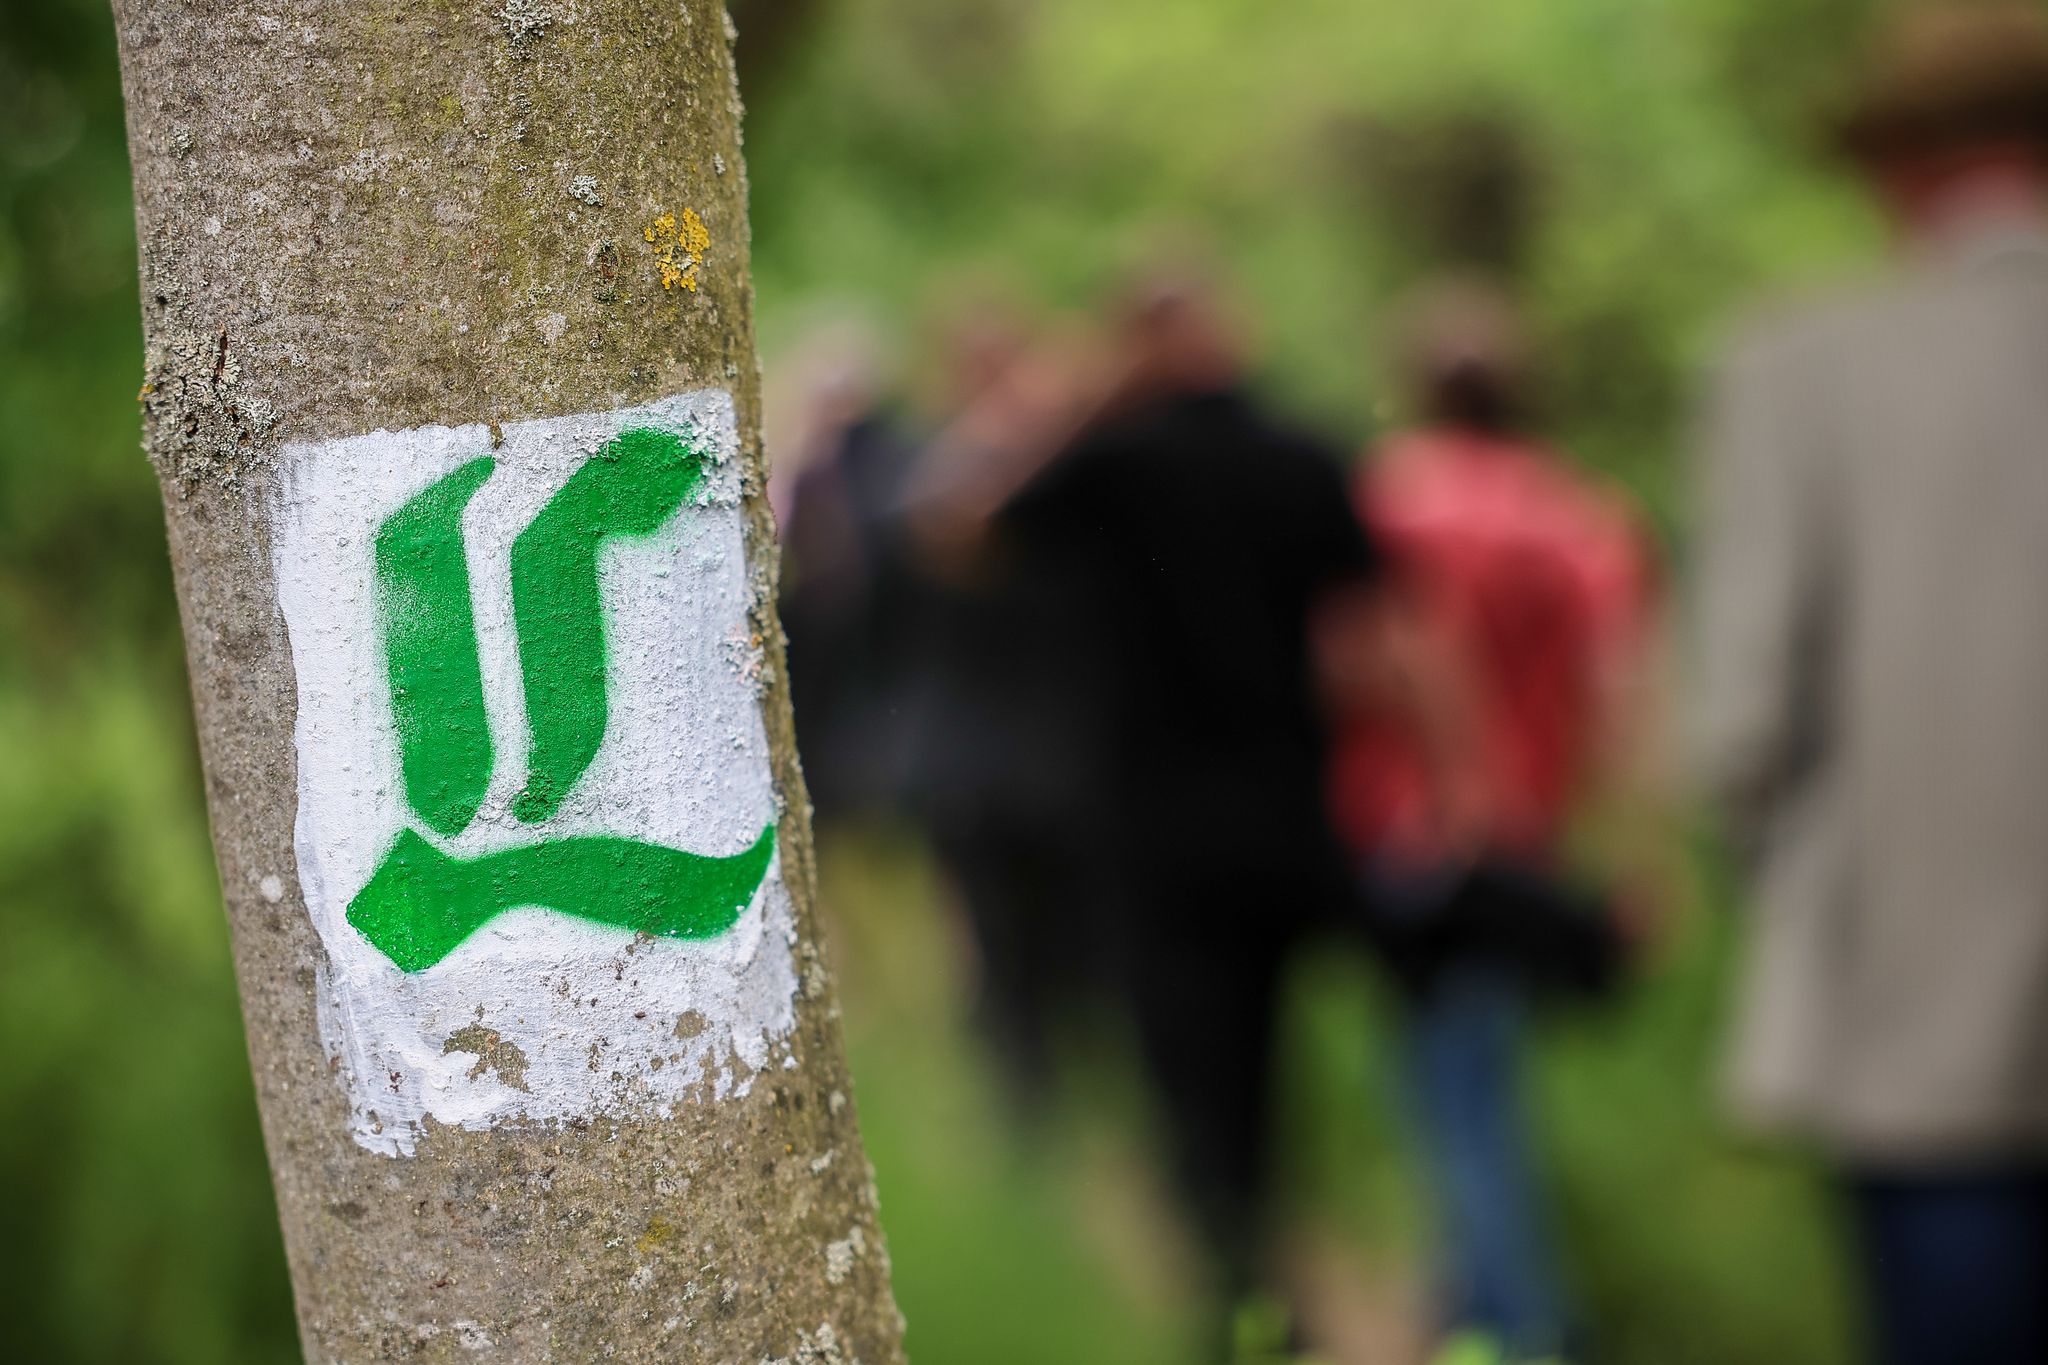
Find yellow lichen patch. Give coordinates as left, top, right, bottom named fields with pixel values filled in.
left=635, top=1213, right=676, bottom=1256
left=642, top=207, right=711, bottom=292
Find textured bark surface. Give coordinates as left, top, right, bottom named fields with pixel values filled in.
left=109, top=2, right=903, bottom=1359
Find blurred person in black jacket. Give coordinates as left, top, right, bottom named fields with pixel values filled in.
left=774, top=321, right=923, bottom=822
left=894, top=302, right=1114, bottom=1109
left=994, top=274, right=1382, bottom=1325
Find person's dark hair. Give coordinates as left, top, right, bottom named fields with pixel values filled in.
left=1834, top=3, right=2048, bottom=162
left=1398, top=277, right=1531, bottom=434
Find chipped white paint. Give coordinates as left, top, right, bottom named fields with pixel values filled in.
left=761, top=1323, right=854, bottom=1365
left=823, top=1225, right=866, bottom=1285
left=273, top=391, right=798, bottom=1156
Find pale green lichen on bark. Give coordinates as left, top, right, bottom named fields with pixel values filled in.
left=109, top=1, right=902, bottom=1359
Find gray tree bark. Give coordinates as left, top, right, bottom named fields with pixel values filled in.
left=109, top=2, right=903, bottom=1360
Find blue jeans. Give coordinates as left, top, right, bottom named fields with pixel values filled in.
left=1850, top=1170, right=2048, bottom=1365
left=1407, top=967, right=1571, bottom=1359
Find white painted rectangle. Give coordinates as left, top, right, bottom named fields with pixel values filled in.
left=271, top=391, right=798, bottom=1156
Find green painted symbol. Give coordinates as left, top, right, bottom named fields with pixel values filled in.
left=511, top=426, right=711, bottom=823
left=347, top=824, right=776, bottom=974
left=351, top=425, right=774, bottom=972
left=376, top=456, right=497, bottom=838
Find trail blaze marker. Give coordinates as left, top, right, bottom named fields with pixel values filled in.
left=273, top=392, right=799, bottom=1155
left=351, top=425, right=775, bottom=970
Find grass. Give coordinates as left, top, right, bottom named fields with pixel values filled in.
left=818, top=823, right=1858, bottom=1365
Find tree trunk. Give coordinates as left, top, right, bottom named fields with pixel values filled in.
left=108, top=2, right=903, bottom=1360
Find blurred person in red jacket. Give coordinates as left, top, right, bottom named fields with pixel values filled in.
left=1694, top=8, right=2048, bottom=1363
left=1323, top=279, right=1661, bottom=1365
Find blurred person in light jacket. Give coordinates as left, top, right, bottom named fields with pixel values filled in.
left=1693, top=7, right=2048, bottom=1363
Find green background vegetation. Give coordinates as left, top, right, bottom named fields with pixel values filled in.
left=1, top=0, right=1889, bottom=1359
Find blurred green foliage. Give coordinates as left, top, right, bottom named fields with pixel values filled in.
left=2, top=0, right=1889, bottom=1359
left=744, top=0, right=1888, bottom=526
